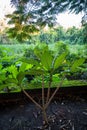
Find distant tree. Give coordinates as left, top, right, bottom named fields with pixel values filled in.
left=66, top=27, right=79, bottom=44
left=82, top=24, right=87, bottom=43
left=6, top=0, right=58, bottom=42
left=81, top=14, right=87, bottom=43
left=6, top=0, right=87, bottom=42
left=54, top=26, right=66, bottom=41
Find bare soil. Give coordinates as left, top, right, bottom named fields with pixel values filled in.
left=0, top=94, right=87, bottom=130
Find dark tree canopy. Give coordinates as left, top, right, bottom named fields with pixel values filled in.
left=11, top=0, right=87, bottom=14
left=6, top=0, right=87, bottom=42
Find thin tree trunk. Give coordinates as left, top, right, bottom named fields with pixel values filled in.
left=42, top=74, right=45, bottom=106
left=42, top=74, right=49, bottom=125
left=42, top=107, right=49, bottom=125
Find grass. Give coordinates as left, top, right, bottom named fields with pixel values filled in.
left=0, top=44, right=86, bottom=55
left=27, top=79, right=87, bottom=90
left=62, top=80, right=87, bottom=87
left=0, top=44, right=30, bottom=55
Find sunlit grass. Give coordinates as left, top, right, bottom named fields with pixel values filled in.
left=0, top=44, right=86, bottom=57
left=0, top=44, right=30, bottom=54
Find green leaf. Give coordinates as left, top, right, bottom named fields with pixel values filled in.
left=0, top=74, right=6, bottom=83
left=34, top=48, right=42, bottom=59
left=7, top=65, right=18, bottom=79
left=34, top=45, right=53, bottom=71
left=5, top=78, right=18, bottom=84
left=19, top=62, right=33, bottom=72
left=54, top=52, right=67, bottom=70
left=40, top=50, right=53, bottom=71
left=17, top=72, right=25, bottom=85
left=34, top=45, right=48, bottom=59
left=0, top=64, right=2, bottom=70
left=71, top=58, right=85, bottom=72
left=21, top=58, right=39, bottom=66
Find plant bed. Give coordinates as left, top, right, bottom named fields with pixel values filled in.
left=0, top=88, right=87, bottom=130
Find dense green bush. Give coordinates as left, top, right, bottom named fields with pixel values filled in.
left=0, top=42, right=87, bottom=92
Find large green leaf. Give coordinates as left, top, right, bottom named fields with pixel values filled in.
left=34, top=48, right=42, bottom=60
left=34, top=45, right=48, bottom=59
left=71, top=58, right=85, bottom=72
left=21, top=58, right=39, bottom=66
left=40, top=50, right=53, bottom=71
left=34, top=45, right=53, bottom=71
left=54, top=52, right=67, bottom=70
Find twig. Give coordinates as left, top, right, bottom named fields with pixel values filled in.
left=22, top=89, right=42, bottom=110
left=42, top=74, right=45, bottom=107
left=46, top=74, right=52, bottom=103
left=45, top=77, right=65, bottom=110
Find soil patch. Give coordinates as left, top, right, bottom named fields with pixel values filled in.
left=0, top=95, right=87, bottom=130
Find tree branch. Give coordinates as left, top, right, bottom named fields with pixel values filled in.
left=42, top=74, right=45, bottom=106
left=46, top=73, right=52, bottom=103
left=22, top=89, right=42, bottom=110
left=45, top=77, right=65, bottom=110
